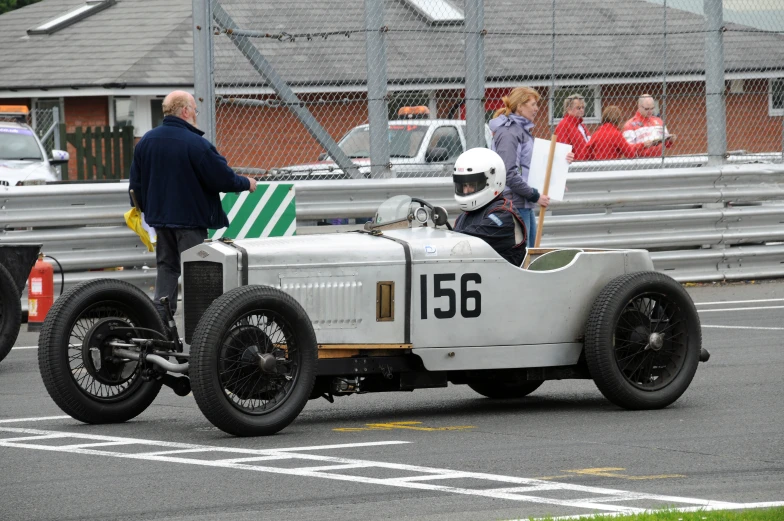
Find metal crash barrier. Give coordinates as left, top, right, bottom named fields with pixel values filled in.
left=1, top=164, right=783, bottom=310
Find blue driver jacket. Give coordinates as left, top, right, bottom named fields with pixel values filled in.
left=454, top=196, right=527, bottom=266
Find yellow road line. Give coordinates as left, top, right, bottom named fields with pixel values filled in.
left=334, top=421, right=475, bottom=432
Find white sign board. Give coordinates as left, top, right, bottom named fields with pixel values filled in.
left=527, top=138, right=572, bottom=201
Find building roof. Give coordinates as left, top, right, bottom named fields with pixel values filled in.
left=0, top=0, right=193, bottom=91
left=0, top=0, right=782, bottom=95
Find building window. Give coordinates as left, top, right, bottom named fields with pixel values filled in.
left=27, top=0, right=116, bottom=35
left=151, top=98, right=164, bottom=128
left=112, top=97, right=134, bottom=127
left=770, top=79, right=784, bottom=116
left=402, top=0, right=463, bottom=24
left=550, top=85, right=601, bottom=125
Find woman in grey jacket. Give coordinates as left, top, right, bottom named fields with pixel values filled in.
left=489, top=87, right=573, bottom=247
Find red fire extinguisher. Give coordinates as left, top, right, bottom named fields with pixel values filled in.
left=28, top=253, right=54, bottom=332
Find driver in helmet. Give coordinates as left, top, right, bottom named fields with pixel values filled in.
left=453, top=148, right=527, bottom=266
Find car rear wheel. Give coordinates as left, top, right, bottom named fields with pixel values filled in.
left=584, top=272, right=701, bottom=410
left=190, top=285, right=317, bottom=436
left=37, top=279, right=164, bottom=423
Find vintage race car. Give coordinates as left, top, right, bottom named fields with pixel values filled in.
left=38, top=195, right=708, bottom=436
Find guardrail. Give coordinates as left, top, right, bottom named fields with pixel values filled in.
left=1, top=163, right=783, bottom=309
left=236, top=152, right=784, bottom=180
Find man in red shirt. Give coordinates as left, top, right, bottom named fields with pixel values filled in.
left=587, top=105, right=661, bottom=160
left=622, top=94, right=677, bottom=157
left=554, top=94, right=591, bottom=160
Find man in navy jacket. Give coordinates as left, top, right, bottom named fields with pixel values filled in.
left=129, top=90, right=256, bottom=321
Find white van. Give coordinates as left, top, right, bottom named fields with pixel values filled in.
left=0, top=106, right=69, bottom=186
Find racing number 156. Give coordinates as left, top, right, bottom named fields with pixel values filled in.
left=420, top=273, right=481, bottom=319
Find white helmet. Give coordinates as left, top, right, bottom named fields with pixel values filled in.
left=453, top=147, right=506, bottom=211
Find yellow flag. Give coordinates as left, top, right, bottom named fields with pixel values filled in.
left=124, top=207, right=155, bottom=252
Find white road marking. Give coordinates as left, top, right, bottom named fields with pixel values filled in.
left=0, top=427, right=748, bottom=515
left=57, top=440, right=142, bottom=450
left=0, top=416, right=71, bottom=423
left=697, top=305, right=784, bottom=313
left=11, top=345, right=37, bottom=350
left=703, top=325, right=784, bottom=331
left=2, top=433, right=71, bottom=443
left=695, top=298, right=784, bottom=306
left=218, top=455, right=296, bottom=464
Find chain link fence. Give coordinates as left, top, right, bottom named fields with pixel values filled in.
left=29, top=107, right=59, bottom=156
left=196, top=0, right=784, bottom=179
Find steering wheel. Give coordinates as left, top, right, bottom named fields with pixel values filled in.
left=411, top=197, right=452, bottom=230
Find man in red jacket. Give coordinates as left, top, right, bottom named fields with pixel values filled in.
left=554, top=94, right=591, bottom=160
left=622, top=94, right=677, bottom=157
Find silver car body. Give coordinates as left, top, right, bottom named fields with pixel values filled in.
left=0, top=121, right=68, bottom=185
left=182, top=227, right=654, bottom=372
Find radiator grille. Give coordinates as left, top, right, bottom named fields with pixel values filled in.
left=183, top=261, right=223, bottom=343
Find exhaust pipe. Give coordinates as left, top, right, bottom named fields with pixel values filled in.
left=113, top=347, right=189, bottom=374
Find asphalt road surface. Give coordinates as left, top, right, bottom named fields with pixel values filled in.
left=1, top=280, right=783, bottom=521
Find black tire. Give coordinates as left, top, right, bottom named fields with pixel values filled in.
left=468, top=380, right=544, bottom=399
left=584, top=272, right=701, bottom=410
left=0, top=263, right=22, bottom=364
left=190, top=285, right=318, bottom=436
left=38, top=279, right=164, bottom=423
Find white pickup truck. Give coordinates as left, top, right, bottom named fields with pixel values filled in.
left=280, top=119, right=493, bottom=179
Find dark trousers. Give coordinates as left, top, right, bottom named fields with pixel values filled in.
left=154, top=227, right=207, bottom=320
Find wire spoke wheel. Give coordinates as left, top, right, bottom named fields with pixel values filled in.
left=67, top=303, right=145, bottom=401
left=613, top=294, right=687, bottom=391
left=191, top=285, right=317, bottom=437
left=38, top=280, right=164, bottom=424
left=218, top=310, right=301, bottom=415
left=585, top=272, right=701, bottom=410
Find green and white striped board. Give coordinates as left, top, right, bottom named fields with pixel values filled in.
left=209, top=183, right=296, bottom=240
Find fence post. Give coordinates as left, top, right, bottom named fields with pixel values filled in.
left=113, top=126, right=122, bottom=177
left=704, top=0, right=727, bottom=166
left=74, top=127, right=84, bottom=180
left=94, top=127, right=104, bottom=179
left=193, top=0, right=216, bottom=144
left=464, top=0, right=486, bottom=149
left=103, top=126, right=113, bottom=179
left=123, top=126, right=134, bottom=177
left=58, top=122, right=68, bottom=179
left=52, top=107, right=61, bottom=151
left=364, top=0, right=391, bottom=178
left=85, top=127, right=95, bottom=180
